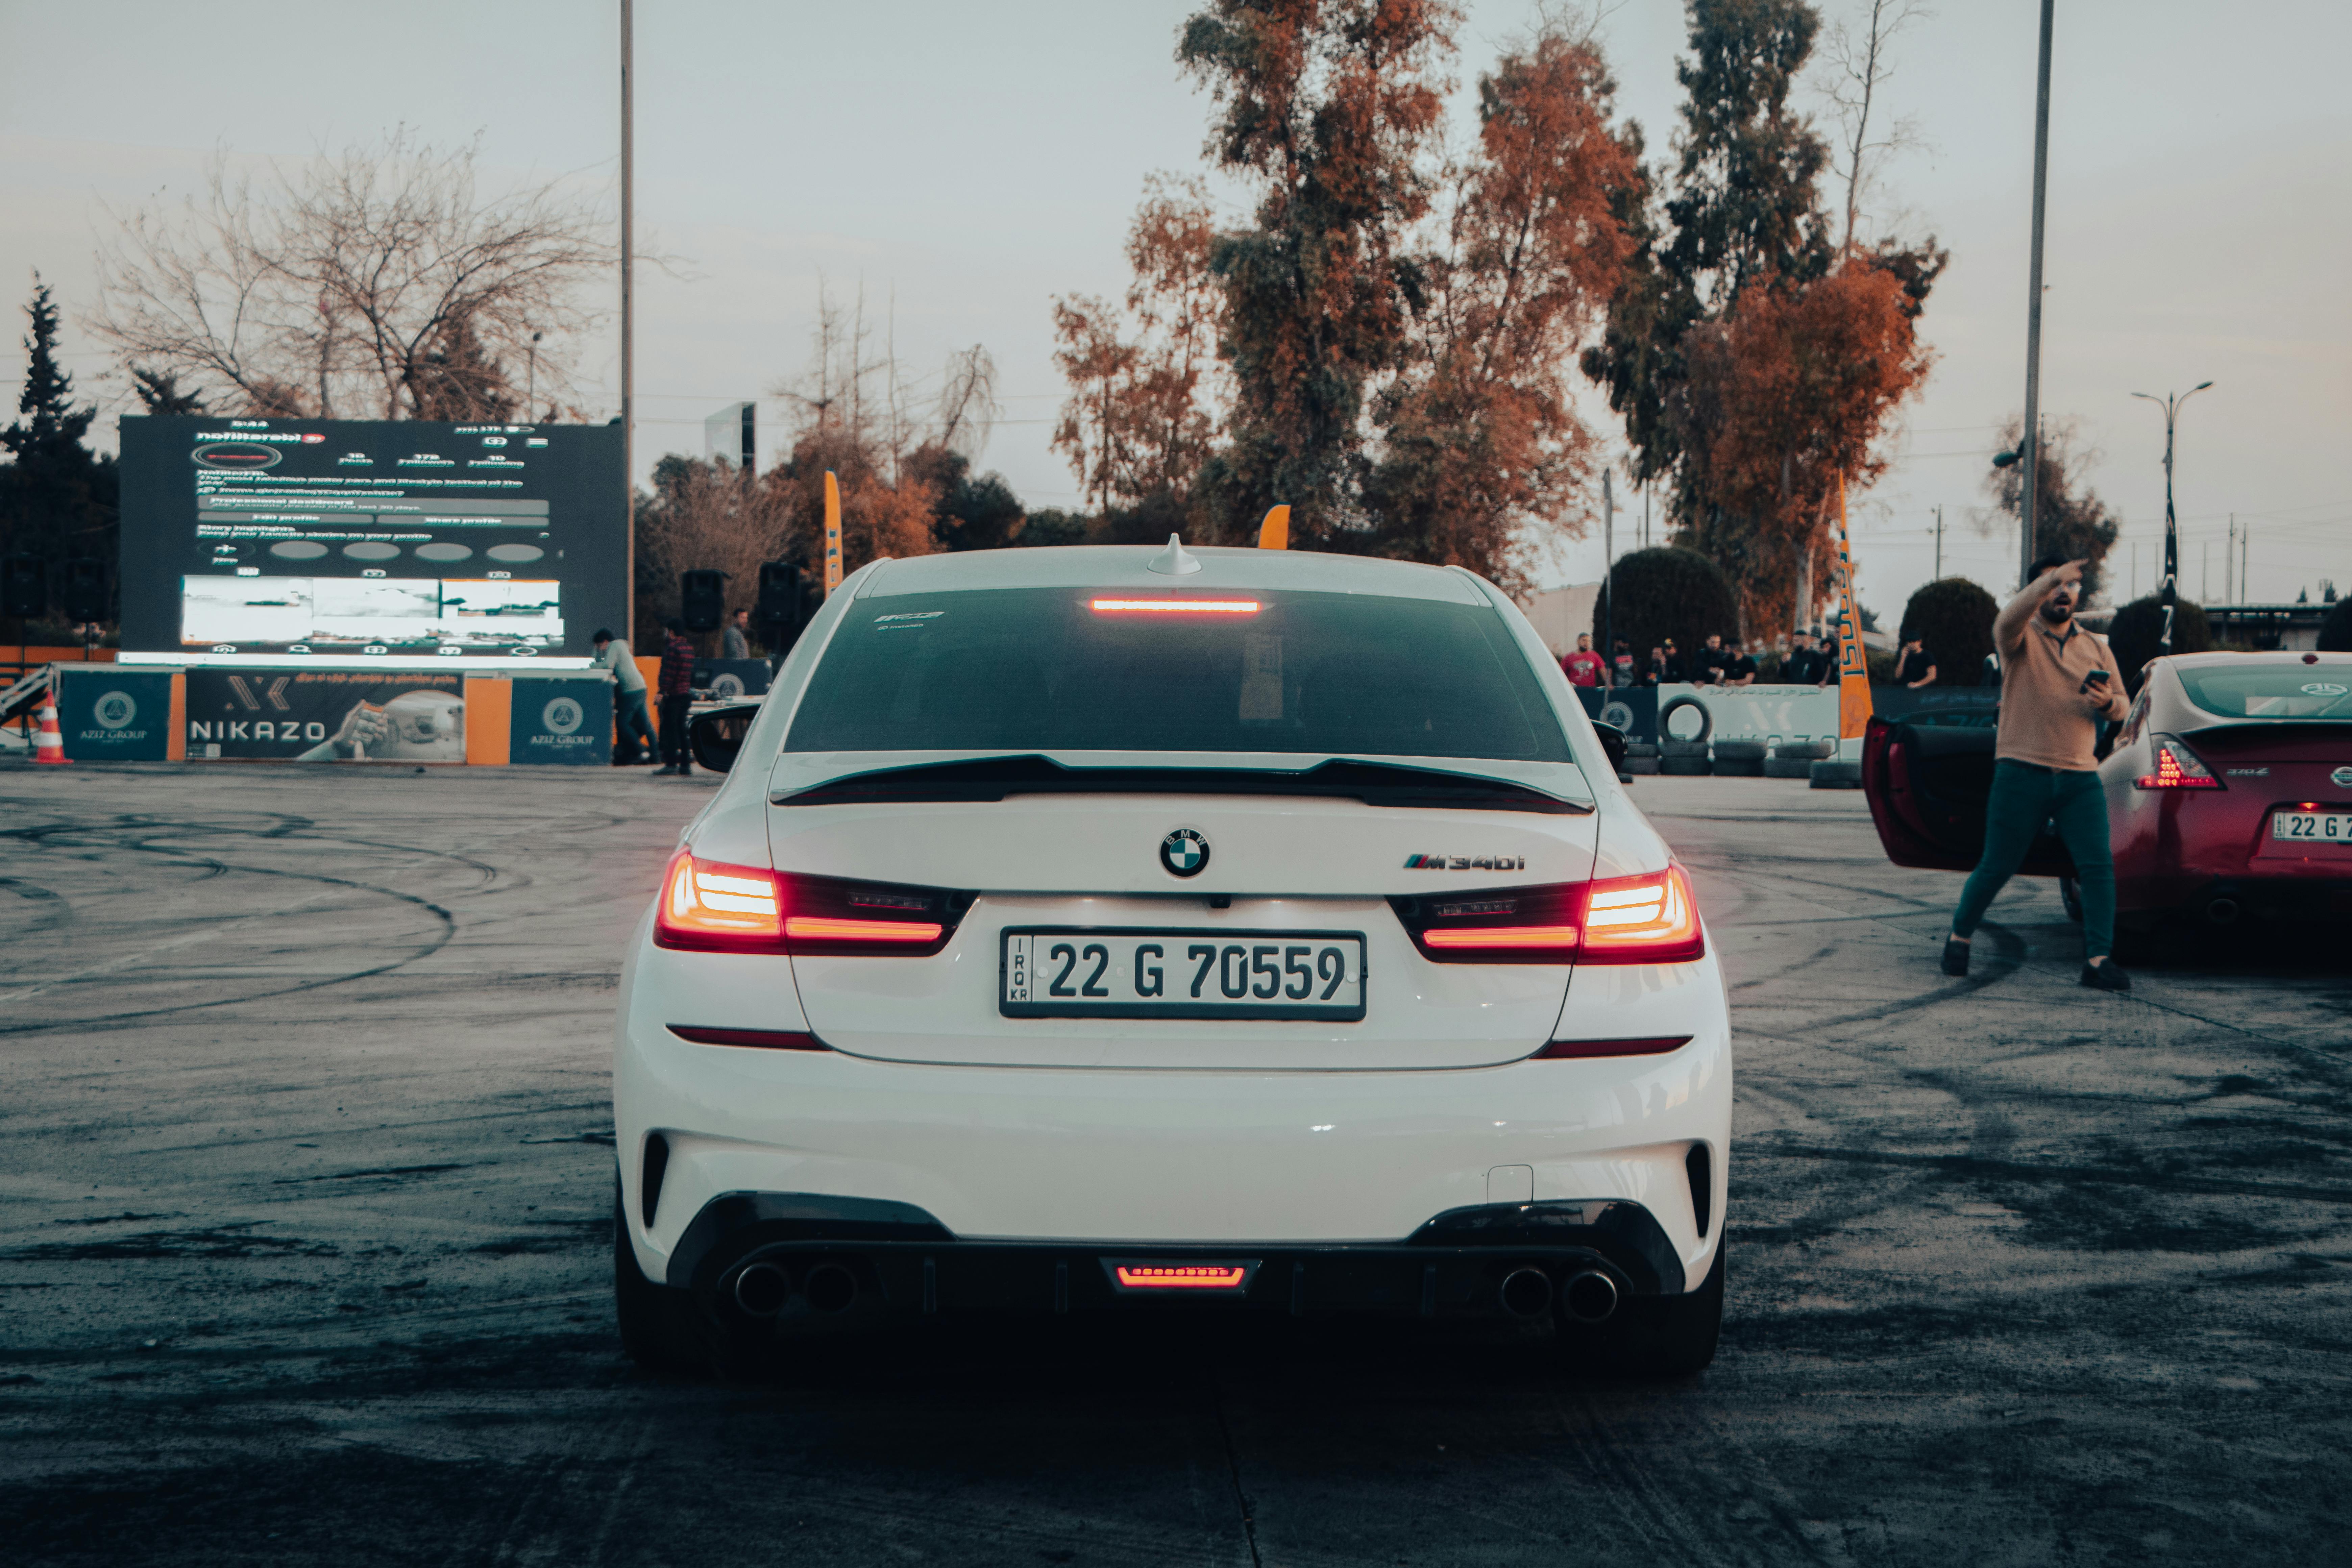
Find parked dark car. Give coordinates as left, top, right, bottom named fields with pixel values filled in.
left=1861, top=651, right=2352, bottom=940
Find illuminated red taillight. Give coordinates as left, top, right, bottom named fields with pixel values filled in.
left=1390, top=865, right=1704, bottom=965
left=1579, top=865, right=1704, bottom=963
left=653, top=854, right=965, bottom=955
left=655, top=853, right=781, bottom=949
left=783, top=916, right=942, bottom=944
left=1423, top=924, right=1581, bottom=950
left=1112, top=1265, right=1250, bottom=1290
left=1089, top=597, right=1261, bottom=614
left=2134, top=736, right=2222, bottom=790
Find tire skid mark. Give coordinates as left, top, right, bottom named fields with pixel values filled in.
left=1757, top=1142, right=2352, bottom=1206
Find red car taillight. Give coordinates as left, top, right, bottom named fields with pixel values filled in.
left=2134, top=735, right=2223, bottom=790
left=1390, top=865, right=1704, bottom=965
left=654, top=852, right=966, bottom=955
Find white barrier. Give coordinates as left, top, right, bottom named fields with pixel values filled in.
left=1655, top=683, right=1840, bottom=746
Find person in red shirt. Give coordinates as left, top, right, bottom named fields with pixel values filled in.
left=655, top=618, right=699, bottom=776
left=1561, top=633, right=1605, bottom=688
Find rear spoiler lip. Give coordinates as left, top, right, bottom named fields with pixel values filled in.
left=769, top=752, right=1594, bottom=815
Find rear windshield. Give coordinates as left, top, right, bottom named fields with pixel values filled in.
left=2177, top=665, right=2352, bottom=719
left=784, top=586, right=1568, bottom=761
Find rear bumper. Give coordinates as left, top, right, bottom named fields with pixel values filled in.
left=663, top=1191, right=1691, bottom=1316
left=2122, top=872, right=2352, bottom=925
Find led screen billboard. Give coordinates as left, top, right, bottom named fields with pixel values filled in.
left=118, top=416, right=623, bottom=665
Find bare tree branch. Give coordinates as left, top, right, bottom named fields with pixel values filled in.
left=1816, top=0, right=1933, bottom=256
left=89, top=127, right=614, bottom=420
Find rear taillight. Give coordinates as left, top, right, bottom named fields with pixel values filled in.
left=653, top=852, right=967, bottom=955
left=656, top=853, right=781, bottom=949
left=1579, top=865, right=1704, bottom=962
left=2135, top=735, right=2222, bottom=790
left=1390, top=865, right=1704, bottom=965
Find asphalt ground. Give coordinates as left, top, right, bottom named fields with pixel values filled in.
left=1, top=760, right=2346, bottom=1566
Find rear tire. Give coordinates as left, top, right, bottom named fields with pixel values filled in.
left=1557, top=1242, right=1724, bottom=1380
left=614, top=1181, right=707, bottom=1375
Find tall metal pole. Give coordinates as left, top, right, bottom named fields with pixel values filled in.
left=2132, top=382, right=2210, bottom=652
left=1601, top=468, right=1615, bottom=684
left=1933, top=505, right=1943, bottom=580
left=620, top=0, right=635, bottom=643
left=2018, top=0, right=2054, bottom=589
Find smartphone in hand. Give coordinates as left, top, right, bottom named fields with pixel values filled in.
left=2080, top=669, right=2112, bottom=696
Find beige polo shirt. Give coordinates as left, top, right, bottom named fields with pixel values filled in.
left=1994, top=615, right=2128, bottom=771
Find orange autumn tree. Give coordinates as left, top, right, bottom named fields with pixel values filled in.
left=1053, top=6, right=1639, bottom=586
left=1674, top=257, right=1932, bottom=633
left=1050, top=177, right=1222, bottom=534
left=1365, top=28, right=1640, bottom=589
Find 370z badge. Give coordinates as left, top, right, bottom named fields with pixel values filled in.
left=1160, top=828, right=1210, bottom=878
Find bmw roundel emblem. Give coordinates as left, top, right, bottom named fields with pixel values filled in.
left=1160, top=828, right=1210, bottom=878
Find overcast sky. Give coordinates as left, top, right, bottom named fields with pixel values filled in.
left=4, top=0, right=2347, bottom=613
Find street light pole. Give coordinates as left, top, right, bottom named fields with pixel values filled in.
left=2018, top=0, right=2055, bottom=589
left=2130, top=381, right=2213, bottom=654
left=620, top=0, right=635, bottom=643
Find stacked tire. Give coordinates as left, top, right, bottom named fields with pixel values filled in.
left=1623, top=741, right=1660, bottom=776
left=1810, top=756, right=1863, bottom=789
left=1766, top=739, right=1833, bottom=778
left=1658, top=697, right=1712, bottom=776
left=1712, top=739, right=1765, bottom=777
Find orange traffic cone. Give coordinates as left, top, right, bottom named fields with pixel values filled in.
left=33, top=693, right=70, bottom=765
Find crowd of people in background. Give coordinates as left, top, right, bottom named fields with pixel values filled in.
left=1558, top=627, right=1853, bottom=689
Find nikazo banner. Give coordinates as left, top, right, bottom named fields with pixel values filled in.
left=509, top=678, right=612, bottom=765
left=186, top=669, right=466, bottom=761
left=55, top=668, right=173, bottom=762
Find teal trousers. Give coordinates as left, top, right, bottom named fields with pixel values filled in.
left=1951, top=760, right=2115, bottom=959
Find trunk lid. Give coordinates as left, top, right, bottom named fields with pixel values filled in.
left=767, top=781, right=1598, bottom=1071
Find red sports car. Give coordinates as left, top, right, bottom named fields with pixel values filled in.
left=1861, top=650, right=2352, bottom=942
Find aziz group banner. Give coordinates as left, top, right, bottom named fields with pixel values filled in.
left=55, top=667, right=174, bottom=762
left=185, top=669, right=466, bottom=761
left=693, top=658, right=770, bottom=699
left=508, top=677, right=612, bottom=765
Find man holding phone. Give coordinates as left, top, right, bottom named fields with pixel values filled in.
left=1943, top=553, right=2132, bottom=987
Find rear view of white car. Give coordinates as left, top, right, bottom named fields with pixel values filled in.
left=612, top=541, right=1731, bottom=1377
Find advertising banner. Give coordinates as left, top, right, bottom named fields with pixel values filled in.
left=694, top=659, right=770, bottom=699
left=117, top=415, right=624, bottom=665
left=1573, top=684, right=1658, bottom=743
left=508, top=678, right=612, bottom=765
left=55, top=668, right=174, bottom=762
left=1830, top=474, right=1874, bottom=739
left=185, top=669, right=465, bottom=761
left=1659, top=683, right=1841, bottom=743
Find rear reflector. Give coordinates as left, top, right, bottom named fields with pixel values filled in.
left=666, top=1026, right=827, bottom=1050
left=1107, top=1262, right=1255, bottom=1292
left=1531, top=1035, right=1694, bottom=1060
left=1090, top=598, right=1260, bottom=614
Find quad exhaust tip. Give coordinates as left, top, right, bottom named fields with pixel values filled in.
left=1499, top=1268, right=1553, bottom=1319
left=1562, top=1269, right=1619, bottom=1325
left=804, top=1261, right=859, bottom=1314
left=733, top=1261, right=789, bottom=1317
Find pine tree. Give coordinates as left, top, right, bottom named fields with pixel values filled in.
left=0, top=274, right=119, bottom=619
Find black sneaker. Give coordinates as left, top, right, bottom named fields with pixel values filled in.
left=1940, top=937, right=1970, bottom=977
left=2080, top=960, right=2131, bottom=992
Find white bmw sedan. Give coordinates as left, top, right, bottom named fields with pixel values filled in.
left=613, top=541, right=1730, bottom=1377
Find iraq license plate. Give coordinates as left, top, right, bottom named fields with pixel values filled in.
left=2271, top=810, right=2352, bottom=845
left=1000, top=929, right=1367, bottom=1021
